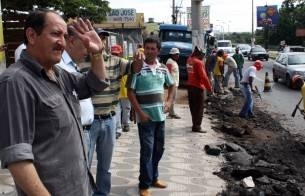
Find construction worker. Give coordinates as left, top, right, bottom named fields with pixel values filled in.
left=239, top=60, right=263, bottom=118
left=292, top=75, right=305, bottom=114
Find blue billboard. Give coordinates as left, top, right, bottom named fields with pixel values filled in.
left=257, top=5, right=279, bottom=27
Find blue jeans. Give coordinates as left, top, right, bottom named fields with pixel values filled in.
left=223, top=67, right=239, bottom=88
left=88, top=117, right=116, bottom=196
left=239, top=84, right=254, bottom=117
left=237, top=67, right=243, bottom=80
left=137, top=121, right=165, bottom=189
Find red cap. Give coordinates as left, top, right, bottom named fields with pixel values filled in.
left=111, top=44, right=122, bottom=54
left=253, top=60, right=263, bottom=71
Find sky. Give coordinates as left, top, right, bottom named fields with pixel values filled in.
left=108, top=0, right=284, bottom=32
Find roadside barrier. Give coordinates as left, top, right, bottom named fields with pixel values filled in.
left=263, top=72, right=272, bottom=92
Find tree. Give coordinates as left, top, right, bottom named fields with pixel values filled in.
left=1, top=0, right=111, bottom=23
left=274, top=0, right=305, bottom=45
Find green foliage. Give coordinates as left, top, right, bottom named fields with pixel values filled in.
left=223, top=32, right=252, bottom=45
left=271, top=0, right=305, bottom=46
left=1, top=0, right=111, bottom=23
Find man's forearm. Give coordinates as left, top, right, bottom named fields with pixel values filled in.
left=8, top=161, right=50, bottom=196
left=167, top=85, right=175, bottom=104
left=90, top=53, right=107, bottom=80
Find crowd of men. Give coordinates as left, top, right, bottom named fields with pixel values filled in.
left=3, top=8, right=304, bottom=196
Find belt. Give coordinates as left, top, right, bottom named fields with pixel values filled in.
left=94, top=111, right=116, bottom=119
left=83, top=124, right=92, bottom=130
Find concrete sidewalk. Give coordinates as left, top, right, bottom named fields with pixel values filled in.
left=0, top=104, right=226, bottom=196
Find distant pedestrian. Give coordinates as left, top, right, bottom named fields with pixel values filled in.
left=222, top=53, right=239, bottom=89
left=186, top=46, right=213, bottom=133
left=127, top=37, right=175, bottom=196
left=0, top=10, right=108, bottom=196
left=166, top=47, right=181, bottom=119
left=119, top=74, right=131, bottom=132
left=205, top=49, right=217, bottom=81
left=232, top=47, right=244, bottom=80
left=213, top=49, right=225, bottom=94
left=239, top=60, right=263, bottom=118
left=283, top=44, right=290, bottom=52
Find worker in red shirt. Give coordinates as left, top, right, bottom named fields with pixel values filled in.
left=186, top=46, right=213, bottom=133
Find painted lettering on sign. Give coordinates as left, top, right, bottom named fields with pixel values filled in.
left=107, top=8, right=136, bottom=23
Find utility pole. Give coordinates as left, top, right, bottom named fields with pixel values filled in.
left=172, top=0, right=182, bottom=24
left=191, top=0, right=204, bottom=50
left=172, top=0, right=176, bottom=24
left=191, top=0, right=206, bottom=101
left=251, top=0, right=255, bottom=46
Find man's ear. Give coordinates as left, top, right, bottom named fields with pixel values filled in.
left=25, top=27, right=37, bottom=45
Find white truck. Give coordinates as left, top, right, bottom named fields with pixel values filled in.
left=217, top=40, right=234, bottom=56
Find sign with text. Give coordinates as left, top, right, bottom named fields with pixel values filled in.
left=186, top=6, right=210, bottom=30
left=107, top=8, right=136, bottom=23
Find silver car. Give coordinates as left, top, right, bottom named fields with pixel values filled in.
left=272, top=52, right=305, bottom=88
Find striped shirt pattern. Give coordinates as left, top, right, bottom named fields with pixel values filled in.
left=92, top=55, right=128, bottom=115
left=128, top=62, right=174, bottom=121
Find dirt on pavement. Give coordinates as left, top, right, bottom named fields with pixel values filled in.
left=176, top=88, right=305, bottom=196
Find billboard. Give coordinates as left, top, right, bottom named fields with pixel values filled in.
left=257, top=5, right=279, bottom=27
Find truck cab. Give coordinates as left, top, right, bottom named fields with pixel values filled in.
left=158, top=24, right=193, bottom=85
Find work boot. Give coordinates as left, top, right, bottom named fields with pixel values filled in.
left=152, top=180, right=167, bottom=188
left=122, top=125, right=130, bottom=132
left=192, top=127, right=207, bottom=133
left=116, top=132, right=121, bottom=139
left=139, top=188, right=151, bottom=196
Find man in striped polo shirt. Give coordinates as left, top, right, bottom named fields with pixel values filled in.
left=88, top=31, right=129, bottom=196
left=127, top=37, right=175, bottom=196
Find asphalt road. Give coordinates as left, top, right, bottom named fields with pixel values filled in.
left=243, top=58, right=304, bottom=136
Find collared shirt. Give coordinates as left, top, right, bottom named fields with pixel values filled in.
left=0, top=50, right=109, bottom=196
left=127, top=60, right=174, bottom=122
left=58, top=51, right=94, bottom=126
left=14, top=43, right=26, bottom=62
left=92, top=55, right=128, bottom=115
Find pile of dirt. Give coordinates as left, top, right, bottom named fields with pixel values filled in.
left=204, top=89, right=305, bottom=196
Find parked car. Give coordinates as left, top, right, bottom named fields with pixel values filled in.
left=236, top=44, right=251, bottom=56
left=223, top=47, right=235, bottom=57
left=279, top=45, right=305, bottom=53
left=272, top=52, right=305, bottom=88
left=248, top=46, right=269, bottom=61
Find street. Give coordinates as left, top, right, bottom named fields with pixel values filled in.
left=242, top=58, right=304, bottom=135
